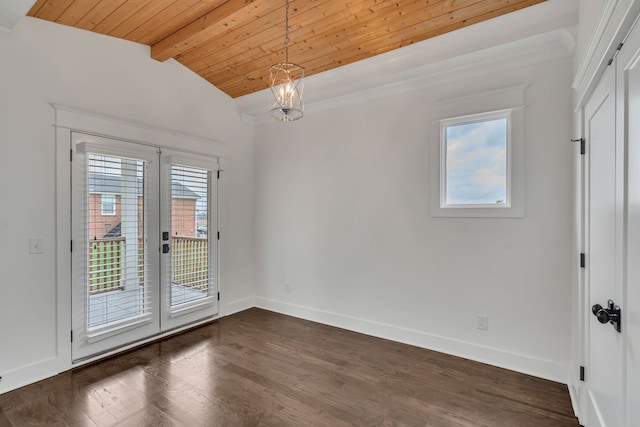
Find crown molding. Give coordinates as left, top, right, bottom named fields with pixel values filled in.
left=240, top=113, right=256, bottom=127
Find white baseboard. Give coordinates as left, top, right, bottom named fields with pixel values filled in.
left=0, top=356, right=60, bottom=395
left=1, top=297, right=569, bottom=395
left=568, top=381, right=581, bottom=420
left=255, top=297, right=570, bottom=384
left=223, top=296, right=255, bottom=316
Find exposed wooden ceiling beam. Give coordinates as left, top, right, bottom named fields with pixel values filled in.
left=151, top=0, right=273, bottom=62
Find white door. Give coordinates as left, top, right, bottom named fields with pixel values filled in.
left=71, top=134, right=161, bottom=361
left=584, top=65, right=625, bottom=427
left=160, top=150, right=219, bottom=330
left=71, top=134, right=219, bottom=361
left=620, top=22, right=640, bottom=426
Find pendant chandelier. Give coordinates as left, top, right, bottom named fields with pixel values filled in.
left=269, top=0, right=304, bottom=122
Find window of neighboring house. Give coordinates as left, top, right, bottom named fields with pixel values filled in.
left=101, top=194, right=116, bottom=215
left=431, top=86, right=525, bottom=218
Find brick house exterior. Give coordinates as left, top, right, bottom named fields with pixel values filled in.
left=88, top=174, right=199, bottom=239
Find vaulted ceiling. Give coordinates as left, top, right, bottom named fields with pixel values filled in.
left=27, top=0, right=546, bottom=98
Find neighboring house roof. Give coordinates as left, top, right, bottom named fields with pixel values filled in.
left=171, top=180, right=201, bottom=199
left=103, top=223, right=121, bottom=238
left=88, top=173, right=199, bottom=199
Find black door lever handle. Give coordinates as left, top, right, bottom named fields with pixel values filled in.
left=592, top=303, right=603, bottom=316
left=592, top=300, right=621, bottom=333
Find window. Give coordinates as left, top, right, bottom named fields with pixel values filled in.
left=431, top=86, right=525, bottom=218
left=442, top=110, right=510, bottom=207
left=101, top=194, right=116, bottom=215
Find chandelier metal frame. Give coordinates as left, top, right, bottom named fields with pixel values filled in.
left=269, top=0, right=304, bottom=122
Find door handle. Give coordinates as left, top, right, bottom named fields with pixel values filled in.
left=592, top=299, right=621, bottom=333
left=162, top=243, right=170, bottom=254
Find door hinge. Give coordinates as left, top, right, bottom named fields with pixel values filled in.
left=217, top=170, right=221, bottom=179
left=70, top=149, right=73, bottom=161
left=580, top=253, right=585, bottom=268
left=70, top=240, right=73, bottom=252
left=217, top=231, right=220, bottom=240
left=580, top=365, right=585, bottom=381
left=571, top=138, right=585, bottom=155
left=70, top=330, right=73, bottom=343
left=217, top=292, right=220, bottom=301
left=607, top=42, right=625, bottom=65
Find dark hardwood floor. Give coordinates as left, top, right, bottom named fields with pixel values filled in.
left=0, top=308, right=578, bottom=426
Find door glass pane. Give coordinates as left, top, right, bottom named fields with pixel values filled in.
left=170, top=165, right=211, bottom=306
left=87, top=154, right=149, bottom=328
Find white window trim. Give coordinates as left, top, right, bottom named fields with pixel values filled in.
left=431, top=85, right=526, bottom=218
left=101, top=193, right=116, bottom=216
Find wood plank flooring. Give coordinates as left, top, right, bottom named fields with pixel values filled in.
left=0, top=308, right=578, bottom=426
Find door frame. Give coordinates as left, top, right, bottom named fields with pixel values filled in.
left=54, top=105, right=226, bottom=370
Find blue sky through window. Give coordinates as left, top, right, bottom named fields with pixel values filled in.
left=445, top=118, right=507, bottom=205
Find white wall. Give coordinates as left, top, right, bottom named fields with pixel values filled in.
left=253, top=51, right=574, bottom=382
left=0, top=17, right=254, bottom=392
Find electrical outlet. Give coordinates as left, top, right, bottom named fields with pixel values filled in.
left=29, top=237, right=44, bottom=254
left=477, top=315, right=489, bottom=331
left=284, top=282, right=291, bottom=293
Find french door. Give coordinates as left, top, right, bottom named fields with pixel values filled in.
left=160, top=150, right=218, bottom=330
left=71, top=133, right=218, bottom=361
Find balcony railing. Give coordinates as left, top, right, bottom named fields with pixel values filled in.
left=89, top=237, right=125, bottom=294
left=88, top=236, right=208, bottom=295
left=171, top=236, right=208, bottom=290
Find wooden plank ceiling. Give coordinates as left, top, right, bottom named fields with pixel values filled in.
left=28, top=0, right=546, bottom=98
